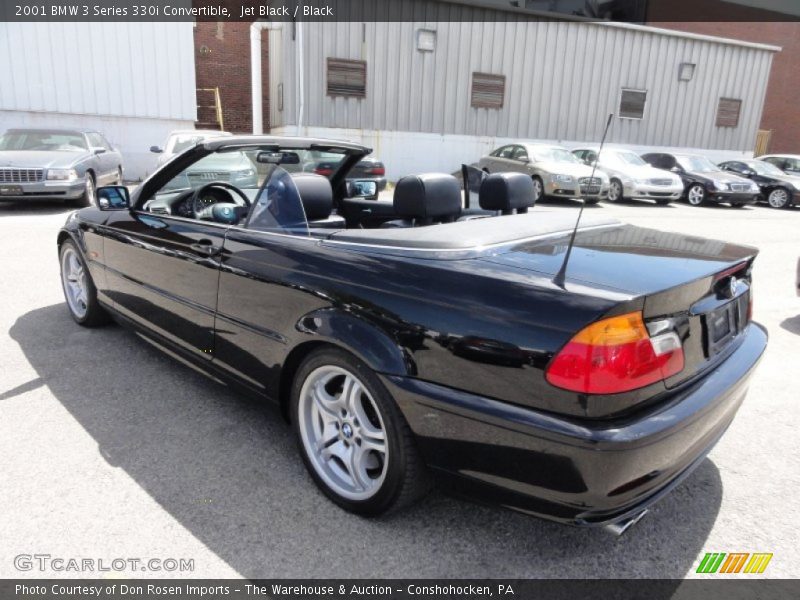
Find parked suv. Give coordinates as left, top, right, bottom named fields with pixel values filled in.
left=573, top=147, right=683, bottom=205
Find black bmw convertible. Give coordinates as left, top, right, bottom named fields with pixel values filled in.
left=57, top=136, right=767, bottom=532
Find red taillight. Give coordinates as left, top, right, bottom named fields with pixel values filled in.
left=545, top=311, right=684, bottom=395
left=314, top=166, right=334, bottom=176
left=367, top=166, right=385, bottom=176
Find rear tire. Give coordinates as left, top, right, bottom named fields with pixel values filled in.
left=291, top=347, right=430, bottom=516
left=59, top=240, right=111, bottom=327
left=686, top=184, right=706, bottom=206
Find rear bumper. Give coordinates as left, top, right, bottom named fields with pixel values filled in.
left=385, top=323, right=767, bottom=526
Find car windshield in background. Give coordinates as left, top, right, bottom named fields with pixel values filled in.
left=749, top=161, right=785, bottom=176
left=0, top=131, right=87, bottom=152
left=159, top=148, right=260, bottom=194
left=532, top=147, right=580, bottom=163
left=247, top=166, right=308, bottom=236
left=677, top=155, right=718, bottom=173
left=604, top=150, right=647, bottom=166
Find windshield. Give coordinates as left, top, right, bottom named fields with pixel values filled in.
left=247, top=167, right=308, bottom=236
left=530, top=147, right=580, bottom=163
left=0, top=131, right=87, bottom=152
left=749, top=161, right=785, bottom=176
left=603, top=150, right=647, bottom=166
left=676, top=155, right=718, bottom=173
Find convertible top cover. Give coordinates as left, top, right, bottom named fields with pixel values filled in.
left=326, top=211, right=620, bottom=251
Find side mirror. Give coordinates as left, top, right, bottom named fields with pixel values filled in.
left=519, top=157, right=530, bottom=164
left=97, top=186, right=130, bottom=210
left=744, top=170, right=756, bottom=178
left=348, top=180, right=378, bottom=199
left=92, top=147, right=106, bottom=155
left=670, top=166, right=683, bottom=173
left=150, top=146, right=163, bottom=154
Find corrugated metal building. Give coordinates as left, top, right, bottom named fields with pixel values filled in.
left=0, top=22, right=197, bottom=179
left=267, top=0, right=779, bottom=180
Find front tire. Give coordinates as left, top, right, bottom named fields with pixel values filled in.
left=291, top=347, right=430, bottom=516
left=75, top=174, right=96, bottom=208
left=686, top=184, right=706, bottom=206
left=59, top=240, right=110, bottom=327
left=767, top=187, right=791, bottom=209
left=607, top=179, right=624, bottom=202
left=532, top=176, right=544, bottom=203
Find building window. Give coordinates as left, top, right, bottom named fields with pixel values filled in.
left=471, top=72, right=505, bottom=109
left=619, top=89, right=646, bottom=119
left=326, top=58, right=367, bottom=98
left=716, top=98, right=742, bottom=127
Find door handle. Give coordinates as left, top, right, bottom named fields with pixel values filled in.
left=190, top=239, right=221, bottom=256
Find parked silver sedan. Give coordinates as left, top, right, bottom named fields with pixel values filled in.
left=477, top=143, right=609, bottom=203
left=0, top=128, right=123, bottom=206
left=572, top=147, right=684, bottom=205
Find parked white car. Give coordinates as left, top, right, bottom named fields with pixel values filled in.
left=477, top=143, right=609, bottom=204
left=572, top=147, right=684, bottom=205
left=150, top=129, right=232, bottom=167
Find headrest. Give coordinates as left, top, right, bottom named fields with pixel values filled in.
left=393, top=173, right=462, bottom=220
left=479, top=172, right=536, bottom=213
left=292, top=173, right=333, bottom=220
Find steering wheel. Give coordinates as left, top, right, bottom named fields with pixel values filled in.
left=191, top=181, right=251, bottom=219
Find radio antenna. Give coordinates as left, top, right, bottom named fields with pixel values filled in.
left=552, top=113, right=614, bottom=289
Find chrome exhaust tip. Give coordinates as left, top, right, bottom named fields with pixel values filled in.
left=604, top=509, right=648, bottom=536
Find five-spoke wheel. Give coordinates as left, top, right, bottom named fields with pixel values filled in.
left=291, top=348, right=429, bottom=515
left=59, top=240, right=110, bottom=326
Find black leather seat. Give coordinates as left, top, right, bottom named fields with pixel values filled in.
left=479, top=172, right=536, bottom=215
left=381, top=173, right=462, bottom=228
left=291, top=173, right=346, bottom=229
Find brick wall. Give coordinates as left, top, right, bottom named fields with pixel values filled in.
left=193, top=22, right=269, bottom=133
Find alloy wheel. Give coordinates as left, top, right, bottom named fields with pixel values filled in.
left=297, top=365, right=388, bottom=501
left=768, top=188, right=789, bottom=209
left=61, top=246, right=89, bottom=319
left=687, top=185, right=705, bottom=206
left=608, top=180, right=622, bottom=202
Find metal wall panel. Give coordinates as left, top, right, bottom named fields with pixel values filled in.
left=0, top=22, right=196, bottom=121
left=272, top=1, right=776, bottom=151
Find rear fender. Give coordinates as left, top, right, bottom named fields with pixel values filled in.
left=293, top=308, right=413, bottom=376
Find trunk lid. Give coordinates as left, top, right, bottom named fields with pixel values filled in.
left=480, top=223, right=757, bottom=389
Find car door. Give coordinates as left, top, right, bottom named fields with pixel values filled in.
left=103, top=209, right=226, bottom=359
left=511, top=145, right=533, bottom=175
left=490, top=145, right=517, bottom=173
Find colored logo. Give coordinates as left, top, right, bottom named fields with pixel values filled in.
left=696, top=552, right=773, bottom=574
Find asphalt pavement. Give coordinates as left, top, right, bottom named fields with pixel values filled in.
left=0, top=196, right=798, bottom=579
